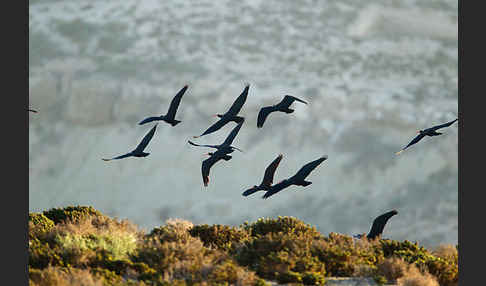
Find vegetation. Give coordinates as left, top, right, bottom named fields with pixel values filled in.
left=29, top=206, right=458, bottom=286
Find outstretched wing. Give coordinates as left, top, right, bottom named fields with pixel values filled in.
left=166, top=85, right=188, bottom=120
left=293, top=156, right=328, bottom=180
left=187, top=140, right=219, bottom=149
left=102, top=152, right=133, bottom=161
left=367, top=210, right=398, bottom=239
left=195, top=117, right=229, bottom=138
left=134, top=124, right=157, bottom=152
left=222, top=121, right=244, bottom=146
left=395, top=133, right=426, bottom=155
left=139, top=116, right=161, bottom=125
left=428, top=118, right=458, bottom=131
left=28, top=109, right=38, bottom=113
left=225, top=84, right=249, bottom=117
left=279, top=95, right=308, bottom=108
left=262, top=179, right=293, bottom=199
left=201, top=155, right=221, bottom=187
left=257, top=106, right=276, bottom=128
left=261, top=154, right=284, bottom=187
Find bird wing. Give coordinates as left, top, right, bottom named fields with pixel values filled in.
left=261, top=154, right=284, bottom=187
left=166, top=85, right=188, bottom=120
left=293, top=156, right=328, bottom=180
left=138, top=116, right=161, bottom=125
left=134, top=124, right=157, bottom=152
left=367, top=210, right=398, bottom=239
left=28, top=109, right=38, bottom=113
left=102, top=152, right=133, bottom=161
left=428, top=118, right=458, bottom=131
left=222, top=121, right=244, bottom=146
left=257, top=106, right=276, bottom=128
left=201, top=154, right=221, bottom=187
left=196, top=117, right=229, bottom=138
left=187, top=140, right=219, bottom=149
left=262, top=179, right=293, bottom=199
left=224, top=84, right=249, bottom=116
left=396, top=133, right=426, bottom=155
left=279, top=95, right=308, bottom=108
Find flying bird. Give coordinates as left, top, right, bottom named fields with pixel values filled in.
left=395, top=118, right=458, bottom=155
left=201, top=148, right=233, bottom=187
left=28, top=109, right=38, bottom=113
left=242, top=154, right=283, bottom=196
left=354, top=210, right=398, bottom=240
left=257, top=95, right=307, bottom=128
left=188, top=120, right=245, bottom=153
left=193, top=84, right=249, bottom=138
left=102, top=124, right=158, bottom=161
left=262, top=155, right=328, bottom=199
left=138, top=85, right=188, bottom=126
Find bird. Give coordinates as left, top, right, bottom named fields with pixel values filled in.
left=262, top=155, right=328, bottom=199
left=257, top=95, right=307, bottom=128
left=242, top=154, right=283, bottom=196
left=193, top=84, right=249, bottom=138
left=28, top=109, right=38, bottom=113
left=138, top=85, right=188, bottom=126
left=102, top=124, right=158, bottom=161
left=353, top=210, right=398, bottom=240
left=395, top=118, right=458, bottom=155
left=201, top=148, right=234, bottom=187
left=188, top=120, right=245, bottom=153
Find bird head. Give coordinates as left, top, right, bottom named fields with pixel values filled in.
left=212, top=114, right=223, bottom=118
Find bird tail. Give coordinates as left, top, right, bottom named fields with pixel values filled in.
left=301, top=181, right=312, bottom=186
left=242, top=186, right=260, bottom=197
left=101, top=158, right=111, bottom=161
left=171, top=120, right=182, bottom=126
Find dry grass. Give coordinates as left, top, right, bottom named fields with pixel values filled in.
left=396, top=264, right=439, bottom=286
left=29, top=266, right=104, bottom=286
left=433, top=244, right=458, bottom=260
left=377, top=257, right=409, bottom=282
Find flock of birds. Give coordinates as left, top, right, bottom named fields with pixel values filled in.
left=29, top=82, right=457, bottom=239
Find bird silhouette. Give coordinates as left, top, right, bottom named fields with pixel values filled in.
left=28, top=109, right=38, bottom=113
left=262, top=155, right=328, bottom=199
left=257, top=95, right=307, bottom=128
left=354, top=210, right=398, bottom=240
left=102, top=124, right=158, bottom=161
left=139, top=85, right=188, bottom=126
left=193, top=84, right=249, bottom=138
left=396, top=118, right=458, bottom=155
left=201, top=148, right=234, bottom=187
left=242, top=154, right=283, bottom=196
left=188, top=120, right=245, bottom=153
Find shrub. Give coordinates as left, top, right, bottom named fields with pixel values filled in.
left=242, top=216, right=322, bottom=238
left=189, top=224, right=250, bottom=251
left=29, top=213, right=55, bottom=239
left=42, top=206, right=105, bottom=224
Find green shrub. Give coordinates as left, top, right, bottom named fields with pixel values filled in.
left=29, top=213, right=55, bottom=239
left=243, top=216, right=322, bottom=238
left=189, top=224, right=250, bottom=251
left=42, top=206, right=105, bottom=224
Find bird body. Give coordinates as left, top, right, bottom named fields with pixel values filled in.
left=194, top=84, right=249, bottom=138
left=139, top=85, right=188, bottom=126
left=396, top=118, right=458, bottom=155
left=191, top=121, right=245, bottom=186
left=262, top=155, right=327, bottom=199
left=188, top=120, right=244, bottom=153
left=102, top=124, right=158, bottom=161
left=201, top=148, right=233, bottom=187
left=242, top=154, right=283, bottom=196
left=257, top=95, right=307, bottom=128
left=354, top=210, right=398, bottom=240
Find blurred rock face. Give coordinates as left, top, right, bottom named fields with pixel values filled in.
left=29, top=0, right=457, bottom=247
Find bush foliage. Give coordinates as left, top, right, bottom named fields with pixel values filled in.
left=29, top=206, right=457, bottom=286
